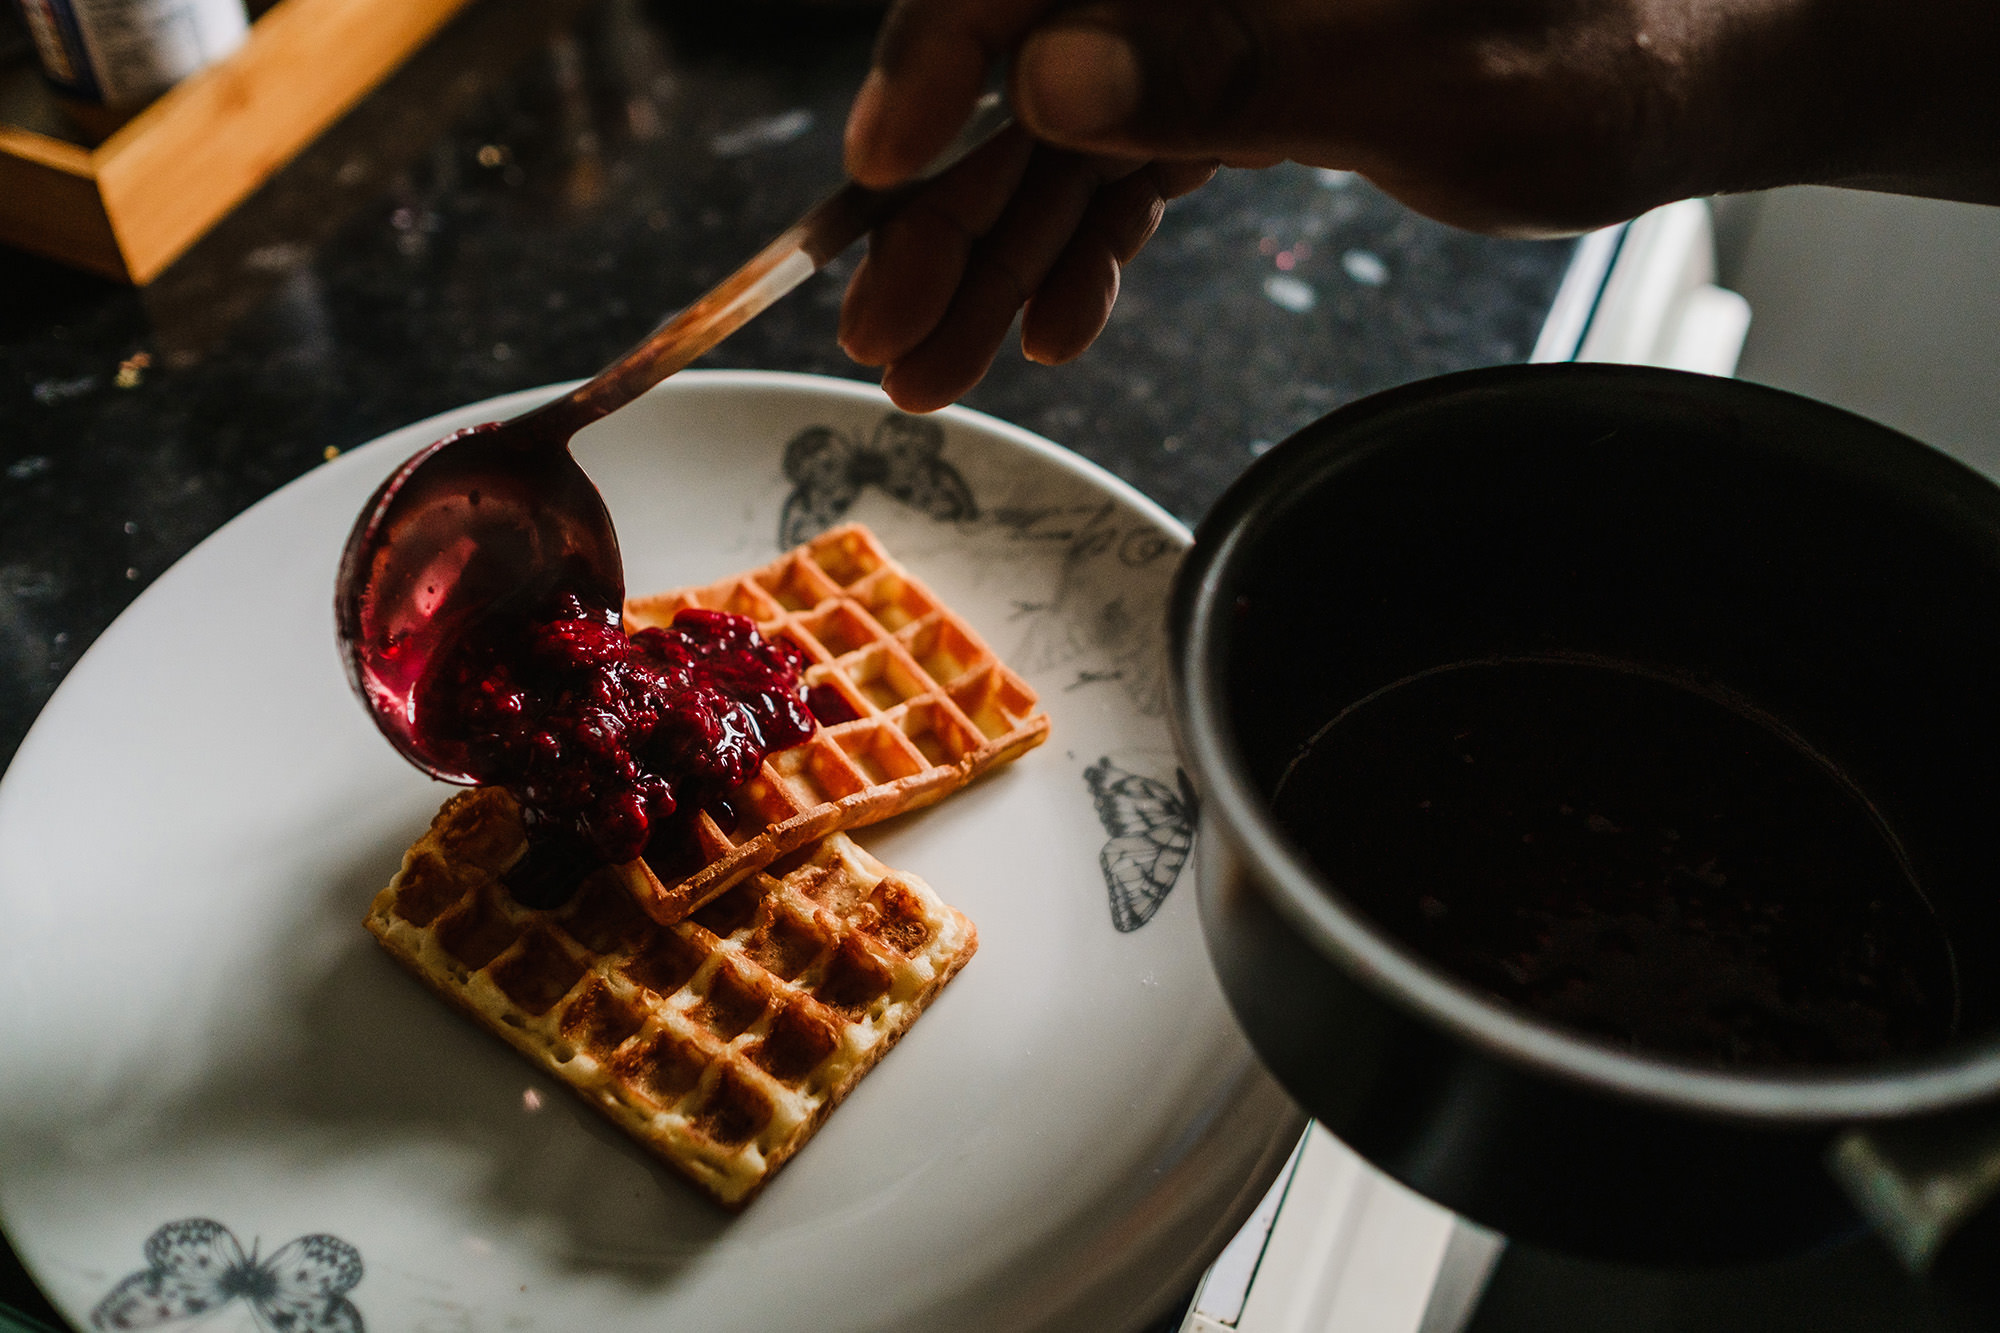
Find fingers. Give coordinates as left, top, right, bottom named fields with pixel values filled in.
left=1155, top=157, right=1226, bottom=202
left=1020, top=240, right=1122, bottom=369
left=875, top=147, right=1110, bottom=412
left=844, top=0, right=1313, bottom=185
left=1002, top=0, right=1413, bottom=169
left=845, top=0, right=1328, bottom=193
left=1013, top=1, right=1269, bottom=157
left=1020, top=159, right=1218, bottom=364
left=847, top=0, right=1061, bottom=186
left=838, top=128, right=1037, bottom=367
left=848, top=153, right=1219, bottom=411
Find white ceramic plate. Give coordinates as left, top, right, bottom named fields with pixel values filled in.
left=0, top=372, right=1301, bottom=1333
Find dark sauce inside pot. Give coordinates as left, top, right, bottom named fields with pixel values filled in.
left=1271, top=656, right=1959, bottom=1068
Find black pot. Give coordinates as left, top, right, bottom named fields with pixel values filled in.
left=1168, top=363, right=2000, bottom=1264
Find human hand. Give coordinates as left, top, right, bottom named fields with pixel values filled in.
left=842, top=0, right=2000, bottom=410
left=837, top=124, right=1219, bottom=411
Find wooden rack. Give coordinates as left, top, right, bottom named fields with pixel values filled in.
left=0, top=0, right=473, bottom=283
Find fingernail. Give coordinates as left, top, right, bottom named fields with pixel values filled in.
left=1019, top=26, right=1141, bottom=139
left=845, top=69, right=888, bottom=180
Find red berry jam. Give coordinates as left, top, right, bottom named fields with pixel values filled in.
left=805, top=682, right=860, bottom=726
left=412, top=589, right=816, bottom=906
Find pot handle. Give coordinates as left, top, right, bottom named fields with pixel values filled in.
left=1831, top=1108, right=2000, bottom=1272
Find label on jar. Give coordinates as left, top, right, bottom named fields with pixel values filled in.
left=17, top=0, right=248, bottom=108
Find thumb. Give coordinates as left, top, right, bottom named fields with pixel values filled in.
left=1013, top=2, right=1277, bottom=158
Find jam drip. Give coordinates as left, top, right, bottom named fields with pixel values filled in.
left=413, top=591, right=816, bottom=907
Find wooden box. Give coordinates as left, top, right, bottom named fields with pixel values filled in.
left=0, top=0, right=473, bottom=283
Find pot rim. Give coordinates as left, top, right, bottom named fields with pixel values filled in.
left=1171, top=362, right=2000, bottom=1124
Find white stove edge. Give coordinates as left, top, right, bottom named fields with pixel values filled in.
left=1180, top=199, right=1751, bottom=1333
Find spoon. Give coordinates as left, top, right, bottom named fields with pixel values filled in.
left=336, top=95, right=1013, bottom=783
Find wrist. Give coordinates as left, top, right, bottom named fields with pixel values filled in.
left=1684, top=0, right=2000, bottom=204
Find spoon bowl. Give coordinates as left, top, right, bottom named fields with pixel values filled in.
left=335, top=418, right=621, bottom=782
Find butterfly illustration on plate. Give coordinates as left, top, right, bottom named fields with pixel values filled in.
left=1085, top=758, right=1199, bottom=932
left=92, top=1218, right=364, bottom=1332
left=779, top=413, right=978, bottom=546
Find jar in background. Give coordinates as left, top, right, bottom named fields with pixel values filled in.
left=14, top=0, right=247, bottom=111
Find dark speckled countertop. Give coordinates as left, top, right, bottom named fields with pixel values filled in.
left=0, top=0, right=1571, bottom=1327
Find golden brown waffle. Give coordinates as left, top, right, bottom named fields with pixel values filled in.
left=367, top=786, right=978, bottom=1211
left=620, top=522, right=1048, bottom=924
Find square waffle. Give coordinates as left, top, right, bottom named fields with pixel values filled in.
left=620, top=522, right=1048, bottom=924
left=367, top=786, right=978, bottom=1210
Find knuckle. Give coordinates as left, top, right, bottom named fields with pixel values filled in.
left=1089, top=178, right=1167, bottom=261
